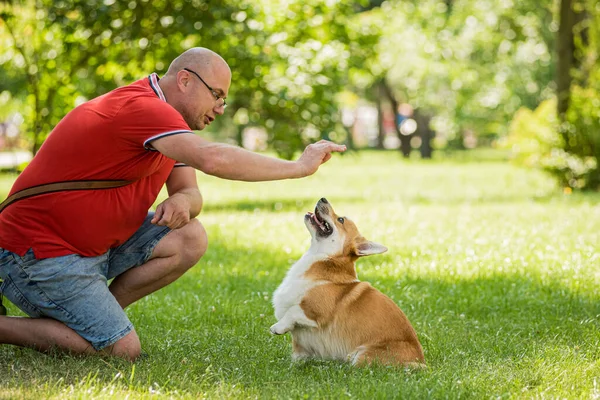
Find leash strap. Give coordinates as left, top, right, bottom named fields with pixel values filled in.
left=0, top=279, right=5, bottom=315
left=0, top=180, right=133, bottom=215
left=0, top=291, right=5, bottom=316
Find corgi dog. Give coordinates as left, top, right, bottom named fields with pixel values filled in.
left=271, top=198, right=425, bottom=367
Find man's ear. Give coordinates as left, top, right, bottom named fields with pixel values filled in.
left=177, top=70, right=191, bottom=90
left=356, top=241, right=388, bottom=256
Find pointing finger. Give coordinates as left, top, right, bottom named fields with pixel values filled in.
left=322, top=142, right=346, bottom=152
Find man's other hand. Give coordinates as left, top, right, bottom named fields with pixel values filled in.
left=151, top=194, right=192, bottom=229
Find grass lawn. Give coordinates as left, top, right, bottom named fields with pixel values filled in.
left=1, top=150, right=600, bottom=399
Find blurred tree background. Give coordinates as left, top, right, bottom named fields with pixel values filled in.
left=0, top=0, right=599, bottom=189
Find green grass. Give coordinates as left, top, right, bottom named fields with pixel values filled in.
left=2, top=150, right=600, bottom=399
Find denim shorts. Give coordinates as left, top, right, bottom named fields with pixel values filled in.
left=0, top=212, right=171, bottom=350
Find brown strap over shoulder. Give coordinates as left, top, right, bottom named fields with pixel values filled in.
left=0, top=180, right=133, bottom=215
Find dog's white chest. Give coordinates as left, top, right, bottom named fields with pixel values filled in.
left=272, top=253, right=325, bottom=320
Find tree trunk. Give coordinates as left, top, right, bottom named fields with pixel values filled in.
left=375, top=83, right=385, bottom=149
left=445, top=0, right=453, bottom=14
left=236, top=123, right=244, bottom=147
left=414, top=110, right=433, bottom=159
left=380, top=80, right=411, bottom=157
left=556, top=0, right=575, bottom=121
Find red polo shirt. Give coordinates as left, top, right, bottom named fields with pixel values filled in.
left=0, top=73, right=194, bottom=258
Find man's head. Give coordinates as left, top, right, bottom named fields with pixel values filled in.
left=160, top=47, right=232, bottom=130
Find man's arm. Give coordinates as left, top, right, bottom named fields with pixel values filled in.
left=151, top=166, right=202, bottom=229
left=150, top=133, right=346, bottom=182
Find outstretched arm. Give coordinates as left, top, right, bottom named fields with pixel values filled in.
left=151, top=133, right=346, bottom=182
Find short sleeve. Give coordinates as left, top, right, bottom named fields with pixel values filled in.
left=117, top=96, right=194, bottom=151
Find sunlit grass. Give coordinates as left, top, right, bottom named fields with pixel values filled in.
left=2, top=150, right=600, bottom=398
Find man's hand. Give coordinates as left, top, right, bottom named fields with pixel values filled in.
left=151, top=193, right=192, bottom=229
left=296, top=140, right=347, bottom=178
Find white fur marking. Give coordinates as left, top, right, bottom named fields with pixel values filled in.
left=270, top=305, right=318, bottom=334
left=272, top=250, right=329, bottom=321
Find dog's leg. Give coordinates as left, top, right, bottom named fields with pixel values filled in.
left=270, top=305, right=318, bottom=335
left=291, top=337, right=311, bottom=360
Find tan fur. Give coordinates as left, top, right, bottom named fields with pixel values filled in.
left=272, top=199, right=425, bottom=368
left=299, top=281, right=424, bottom=366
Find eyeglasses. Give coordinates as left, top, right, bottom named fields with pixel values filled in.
left=183, top=67, right=227, bottom=109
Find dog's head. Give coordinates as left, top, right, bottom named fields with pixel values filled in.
left=304, top=198, right=387, bottom=258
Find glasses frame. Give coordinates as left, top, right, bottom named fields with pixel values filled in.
left=183, top=67, right=227, bottom=109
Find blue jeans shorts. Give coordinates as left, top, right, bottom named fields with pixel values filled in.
left=0, top=212, right=171, bottom=350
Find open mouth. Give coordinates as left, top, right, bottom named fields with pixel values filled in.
left=306, top=206, right=333, bottom=237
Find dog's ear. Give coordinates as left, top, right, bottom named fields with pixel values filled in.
left=356, top=241, right=388, bottom=256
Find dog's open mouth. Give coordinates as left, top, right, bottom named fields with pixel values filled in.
left=306, top=206, right=333, bottom=237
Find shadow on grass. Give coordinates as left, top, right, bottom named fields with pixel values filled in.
left=1, top=237, right=599, bottom=398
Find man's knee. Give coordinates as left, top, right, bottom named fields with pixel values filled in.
left=180, top=219, right=208, bottom=267
left=151, top=219, right=207, bottom=271
left=106, top=330, right=141, bottom=361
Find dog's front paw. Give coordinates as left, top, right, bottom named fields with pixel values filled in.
left=270, top=322, right=288, bottom=335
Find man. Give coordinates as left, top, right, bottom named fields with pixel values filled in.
left=0, top=47, right=346, bottom=360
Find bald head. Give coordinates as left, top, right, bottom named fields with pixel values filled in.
left=158, top=47, right=231, bottom=131
left=166, top=47, right=230, bottom=77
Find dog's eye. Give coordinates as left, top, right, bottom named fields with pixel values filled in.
left=337, top=217, right=345, bottom=224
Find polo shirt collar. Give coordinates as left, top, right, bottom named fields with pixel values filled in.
left=148, top=73, right=167, bottom=102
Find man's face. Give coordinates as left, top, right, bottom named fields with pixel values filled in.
left=181, top=66, right=230, bottom=131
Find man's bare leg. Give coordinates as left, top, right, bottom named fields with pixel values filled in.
left=0, top=316, right=95, bottom=355
left=0, top=316, right=141, bottom=360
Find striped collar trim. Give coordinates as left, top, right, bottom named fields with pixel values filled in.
left=143, top=130, right=194, bottom=151
left=148, top=73, right=166, bottom=102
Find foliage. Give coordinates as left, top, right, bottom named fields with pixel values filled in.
left=506, top=0, right=600, bottom=190
left=1, top=0, right=599, bottom=168
left=224, top=0, right=377, bottom=159
left=563, top=85, right=600, bottom=189
left=0, top=1, right=80, bottom=153
left=560, top=0, right=600, bottom=190
left=0, top=0, right=379, bottom=158
left=379, top=0, right=556, bottom=148
left=504, top=97, right=597, bottom=189
left=0, top=0, right=260, bottom=153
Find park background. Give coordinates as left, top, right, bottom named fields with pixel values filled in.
left=1, top=0, right=600, bottom=398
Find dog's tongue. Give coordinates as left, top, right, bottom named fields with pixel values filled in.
left=314, top=207, right=325, bottom=223
left=312, top=213, right=326, bottom=230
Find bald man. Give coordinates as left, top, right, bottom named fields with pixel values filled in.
left=0, top=47, right=346, bottom=360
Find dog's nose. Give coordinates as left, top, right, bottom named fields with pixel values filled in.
left=320, top=198, right=328, bottom=204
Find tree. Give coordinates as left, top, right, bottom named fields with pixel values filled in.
left=1, top=0, right=380, bottom=159
left=379, top=0, right=555, bottom=148
left=505, top=0, right=600, bottom=190
left=556, top=0, right=576, bottom=120
left=1, top=0, right=255, bottom=154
